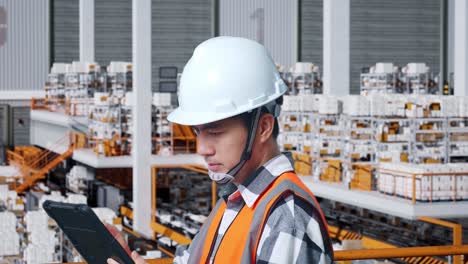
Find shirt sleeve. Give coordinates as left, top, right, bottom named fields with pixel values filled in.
left=173, top=244, right=190, bottom=264
left=255, top=193, right=334, bottom=264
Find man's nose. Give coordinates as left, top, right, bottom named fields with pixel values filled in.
left=197, top=135, right=215, bottom=156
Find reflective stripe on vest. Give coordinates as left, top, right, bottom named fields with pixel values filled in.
left=188, top=172, right=328, bottom=264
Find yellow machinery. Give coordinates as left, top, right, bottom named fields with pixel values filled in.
left=7, top=134, right=75, bottom=193
left=170, top=123, right=197, bottom=154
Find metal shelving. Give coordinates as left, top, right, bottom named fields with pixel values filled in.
left=447, top=117, right=468, bottom=162
left=410, top=117, right=447, bottom=164
left=360, top=72, right=399, bottom=95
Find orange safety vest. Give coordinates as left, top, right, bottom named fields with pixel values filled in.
left=187, top=171, right=329, bottom=264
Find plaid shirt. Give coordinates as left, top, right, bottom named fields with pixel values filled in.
left=174, top=152, right=333, bottom=264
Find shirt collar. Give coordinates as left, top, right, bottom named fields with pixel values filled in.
left=219, top=152, right=295, bottom=208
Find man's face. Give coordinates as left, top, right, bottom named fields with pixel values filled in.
left=193, top=117, right=248, bottom=173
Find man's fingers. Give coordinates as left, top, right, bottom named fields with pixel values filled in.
left=131, top=250, right=147, bottom=264
left=105, top=223, right=132, bottom=255
left=105, top=223, right=119, bottom=235
left=107, top=258, right=120, bottom=264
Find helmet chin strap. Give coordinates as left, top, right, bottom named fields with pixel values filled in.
left=208, top=107, right=262, bottom=184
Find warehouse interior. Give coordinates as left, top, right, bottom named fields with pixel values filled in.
left=1, top=0, right=468, bottom=263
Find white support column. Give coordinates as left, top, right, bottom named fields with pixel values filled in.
left=79, top=0, right=95, bottom=62
left=454, top=0, right=468, bottom=96
left=132, top=0, right=153, bottom=238
left=323, top=0, right=350, bottom=96
left=448, top=0, right=454, bottom=78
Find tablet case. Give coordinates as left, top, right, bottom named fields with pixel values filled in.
left=42, top=200, right=134, bottom=264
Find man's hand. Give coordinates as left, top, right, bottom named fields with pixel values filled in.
left=105, top=223, right=147, bottom=263
left=105, top=223, right=132, bottom=255
left=107, top=250, right=147, bottom=264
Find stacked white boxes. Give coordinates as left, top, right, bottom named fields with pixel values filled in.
left=25, top=211, right=49, bottom=233
left=282, top=95, right=301, bottom=112
left=45, top=63, right=69, bottom=100
left=65, top=61, right=101, bottom=99
left=278, top=133, right=302, bottom=152
left=278, top=94, right=468, bottom=193
left=0, top=212, right=20, bottom=256
left=442, top=96, right=458, bottom=117
left=459, top=97, right=468, bottom=117
left=377, top=162, right=468, bottom=201
left=0, top=184, right=8, bottom=204
left=107, top=61, right=132, bottom=74
left=291, top=62, right=315, bottom=74
left=374, top=63, right=395, bottom=74
left=107, top=61, right=132, bottom=99
left=369, top=94, right=407, bottom=117
left=280, top=62, right=322, bottom=94
left=90, top=92, right=121, bottom=139
left=376, top=143, right=409, bottom=163
left=24, top=202, right=122, bottom=263
left=66, top=62, right=99, bottom=117
left=279, top=95, right=309, bottom=153
left=300, top=94, right=317, bottom=112
left=152, top=95, right=175, bottom=155
left=144, top=250, right=163, bottom=259
left=66, top=165, right=93, bottom=194
left=24, top=210, right=59, bottom=264
left=42, top=61, right=138, bottom=155
left=0, top=184, right=23, bottom=211
left=441, top=96, right=468, bottom=117
left=342, top=96, right=370, bottom=116
left=124, top=92, right=134, bottom=107
left=65, top=194, right=88, bottom=204
left=318, top=96, right=341, bottom=115
left=89, top=92, right=124, bottom=155
left=38, top=191, right=65, bottom=209
left=153, top=93, right=172, bottom=107
left=404, top=63, right=429, bottom=74
left=360, top=63, right=399, bottom=95
left=361, top=62, right=438, bottom=95
left=403, top=95, right=444, bottom=118
left=451, top=143, right=468, bottom=155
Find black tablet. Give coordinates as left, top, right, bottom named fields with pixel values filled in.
left=42, top=200, right=134, bottom=264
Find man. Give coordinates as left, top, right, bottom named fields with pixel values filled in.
left=108, top=37, right=333, bottom=264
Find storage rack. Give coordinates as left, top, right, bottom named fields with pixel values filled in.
left=360, top=72, right=399, bottom=95
left=152, top=105, right=173, bottom=155
left=278, top=63, right=323, bottom=95
left=312, top=113, right=343, bottom=182
left=341, top=115, right=376, bottom=190
left=402, top=72, right=438, bottom=95
left=447, top=117, right=468, bottom=162
left=88, top=95, right=123, bottom=156
left=410, top=117, right=447, bottom=164
left=278, top=111, right=312, bottom=154
left=373, top=117, right=411, bottom=163
left=283, top=71, right=323, bottom=95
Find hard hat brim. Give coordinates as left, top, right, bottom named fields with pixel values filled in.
left=167, top=92, right=285, bottom=126
left=167, top=106, right=249, bottom=126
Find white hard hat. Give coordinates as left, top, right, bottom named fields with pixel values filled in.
left=167, top=36, right=287, bottom=126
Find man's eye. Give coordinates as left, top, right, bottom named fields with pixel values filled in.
left=208, top=130, right=222, bottom=135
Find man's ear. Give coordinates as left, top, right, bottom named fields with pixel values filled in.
left=258, top=113, right=275, bottom=143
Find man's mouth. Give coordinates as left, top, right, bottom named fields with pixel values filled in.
left=207, top=163, right=222, bottom=171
